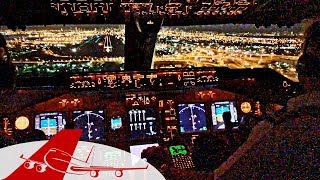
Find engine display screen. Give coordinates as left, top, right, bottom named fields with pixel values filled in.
left=127, top=108, right=157, bottom=139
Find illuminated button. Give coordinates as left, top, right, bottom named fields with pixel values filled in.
left=15, top=116, right=29, bottom=130
left=241, top=102, right=251, bottom=113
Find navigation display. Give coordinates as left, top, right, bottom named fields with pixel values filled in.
left=34, top=112, right=66, bottom=139
left=73, top=110, right=105, bottom=141
left=211, top=101, right=238, bottom=129
left=178, top=103, right=207, bottom=133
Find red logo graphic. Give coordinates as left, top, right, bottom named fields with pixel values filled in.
left=4, top=130, right=148, bottom=179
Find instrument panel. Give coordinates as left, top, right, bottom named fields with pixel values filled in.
left=70, top=69, right=219, bottom=91
left=50, top=0, right=256, bottom=18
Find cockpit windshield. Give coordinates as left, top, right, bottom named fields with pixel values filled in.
left=0, top=23, right=303, bottom=82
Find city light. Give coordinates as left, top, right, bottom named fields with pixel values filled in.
left=0, top=24, right=301, bottom=82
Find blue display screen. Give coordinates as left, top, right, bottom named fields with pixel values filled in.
left=216, top=106, right=230, bottom=115
left=40, top=119, right=57, bottom=128
left=35, top=112, right=66, bottom=139
left=111, top=117, right=122, bottom=130
left=211, top=101, right=238, bottom=130
left=112, top=118, right=121, bottom=124
left=178, top=103, right=207, bottom=133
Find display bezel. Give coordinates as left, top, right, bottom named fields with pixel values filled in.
left=177, top=103, right=208, bottom=134
left=126, top=107, right=158, bottom=139
left=72, top=110, right=106, bottom=141
left=111, top=116, right=122, bottom=130
left=34, top=111, right=67, bottom=139
left=210, top=101, right=238, bottom=130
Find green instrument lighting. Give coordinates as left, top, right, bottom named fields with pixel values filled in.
left=169, top=145, right=187, bottom=156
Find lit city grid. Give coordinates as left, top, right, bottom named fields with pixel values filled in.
left=0, top=24, right=303, bottom=82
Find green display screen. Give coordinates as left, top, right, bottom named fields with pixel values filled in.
left=169, top=145, right=187, bottom=156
